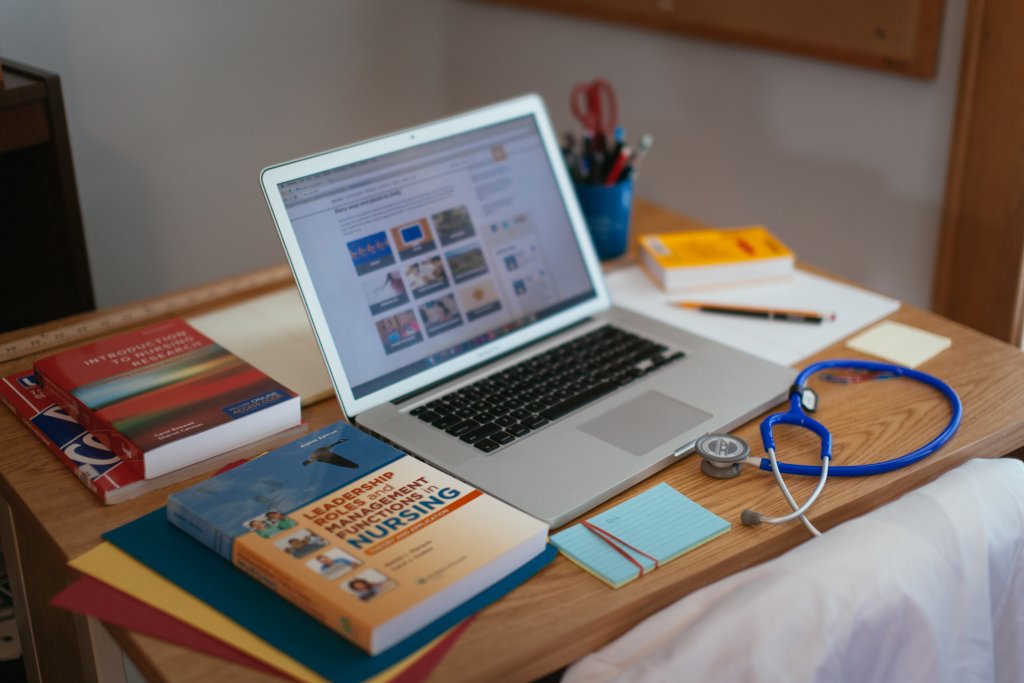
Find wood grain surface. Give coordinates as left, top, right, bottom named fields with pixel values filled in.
left=2, top=200, right=1023, bottom=682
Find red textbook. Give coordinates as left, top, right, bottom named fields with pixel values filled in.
left=0, top=369, right=307, bottom=504
left=33, top=318, right=301, bottom=479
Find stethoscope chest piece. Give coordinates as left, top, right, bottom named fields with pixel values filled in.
left=696, top=433, right=750, bottom=480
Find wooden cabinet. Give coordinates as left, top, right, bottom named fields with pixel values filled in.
left=0, top=58, right=94, bottom=333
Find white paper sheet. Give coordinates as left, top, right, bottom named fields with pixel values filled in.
left=605, top=267, right=900, bottom=366
left=187, top=289, right=332, bottom=406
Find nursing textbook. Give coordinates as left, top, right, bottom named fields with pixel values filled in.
left=167, top=421, right=549, bottom=655
left=32, top=318, right=301, bottom=479
left=0, top=370, right=307, bottom=504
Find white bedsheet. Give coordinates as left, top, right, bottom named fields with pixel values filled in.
left=564, top=458, right=1024, bottom=683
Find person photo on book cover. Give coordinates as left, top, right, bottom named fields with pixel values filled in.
left=266, top=510, right=296, bottom=532
left=306, top=548, right=361, bottom=580
left=344, top=569, right=397, bottom=602
left=246, top=510, right=298, bottom=539
left=276, top=529, right=327, bottom=559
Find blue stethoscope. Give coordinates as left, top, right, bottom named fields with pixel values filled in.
left=730, top=359, right=962, bottom=536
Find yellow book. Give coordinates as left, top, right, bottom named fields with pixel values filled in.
left=638, top=226, right=795, bottom=291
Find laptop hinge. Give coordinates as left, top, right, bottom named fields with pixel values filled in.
left=390, top=317, right=593, bottom=406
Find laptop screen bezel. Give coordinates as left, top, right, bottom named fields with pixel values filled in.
left=260, top=94, right=611, bottom=419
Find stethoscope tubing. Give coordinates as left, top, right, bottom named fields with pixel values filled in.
left=759, top=359, right=963, bottom=477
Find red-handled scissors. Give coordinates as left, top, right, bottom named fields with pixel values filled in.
left=570, top=78, right=618, bottom=142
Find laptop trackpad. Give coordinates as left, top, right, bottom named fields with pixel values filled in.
left=579, top=391, right=713, bottom=456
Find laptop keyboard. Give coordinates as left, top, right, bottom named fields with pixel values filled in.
left=409, top=325, right=685, bottom=453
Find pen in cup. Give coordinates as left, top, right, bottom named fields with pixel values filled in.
left=675, top=301, right=836, bottom=324
left=627, top=133, right=653, bottom=180
left=604, top=145, right=631, bottom=187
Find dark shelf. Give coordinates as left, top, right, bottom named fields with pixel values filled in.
left=1, top=58, right=95, bottom=332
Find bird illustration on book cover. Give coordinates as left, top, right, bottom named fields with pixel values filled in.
left=169, top=423, right=399, bottom=535
left=304, top=439, right=358, bottom=468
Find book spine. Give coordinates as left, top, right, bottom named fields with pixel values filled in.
left=231, top=542, right=374, bottom=652
left=0, top=388, right=106, bottom=502
left=33, top=366, right=144, bottom=466
left=166, top=496, right=235, bottom=562
left=638, top=243, right=667, bottom=290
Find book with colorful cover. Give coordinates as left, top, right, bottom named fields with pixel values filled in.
left=167, top=421, right=549, bottom=655
left=32, top=318, right=301, bottom=479
left=638, top=225, right=795, bottom=291
left=0, top=370, right=308, bottom=505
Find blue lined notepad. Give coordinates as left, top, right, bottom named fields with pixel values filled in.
left=551, top=483, right=730, bottom=588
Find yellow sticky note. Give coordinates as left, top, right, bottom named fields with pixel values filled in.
left=845, top=321, right=951, bottom=367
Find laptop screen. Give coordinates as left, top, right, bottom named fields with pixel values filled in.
left=276, top=115, right=597, bottom=399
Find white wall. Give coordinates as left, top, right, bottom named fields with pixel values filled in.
left=1, top=0, right=451, bottom=307
left=2, top=1, right=966, bottom=309
left=444, top=0, right=967, bottom=308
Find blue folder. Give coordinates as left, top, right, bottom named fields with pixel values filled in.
left=104, top=509, right=555, bottom=682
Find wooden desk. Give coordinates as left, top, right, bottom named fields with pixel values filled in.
left=3, top=201, right=1024, bottom=682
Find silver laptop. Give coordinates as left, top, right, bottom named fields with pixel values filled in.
left=261, top=94, right=794, bottom=528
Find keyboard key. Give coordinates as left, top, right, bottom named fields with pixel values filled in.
left=484, top=402, right=509, bottom=417
left=536, top=393, right=559, bottom=406
left=446, top=419, right=479, bottom=437
left=475, top=389, right=499, bottom=402
left=432, top=414, right=463, bottom=430
left=521, top=415, right=550, bottom=430
left=410, top=405, right=426, bottom=416
left=540, top=381, right=618, bottom=421
left=416, top=410, right=441, bottom=423
left=473, top=439, right=500, bottom=453
left=491, top=431, right=515, bottom=445
left=496, top=415, right=516, bottom=427
left=507, top=423, right=531, bottom=437
left=460, top=422, right=500, bottom=443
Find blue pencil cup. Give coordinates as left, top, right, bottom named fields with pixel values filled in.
left=574, top=179, right=634, bottom=261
